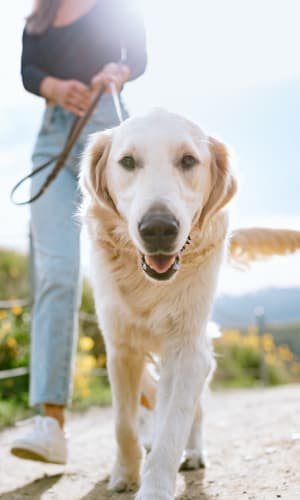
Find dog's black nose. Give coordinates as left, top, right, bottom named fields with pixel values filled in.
left=138, top=211, right=179, bottom=252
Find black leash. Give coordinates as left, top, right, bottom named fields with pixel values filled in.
left=10, top=84, right=107, bottom=206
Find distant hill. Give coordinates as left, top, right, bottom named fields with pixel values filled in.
left=213, top=287, right=300, bottom=327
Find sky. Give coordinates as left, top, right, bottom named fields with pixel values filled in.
left=0, top=0, right=300, bottom=295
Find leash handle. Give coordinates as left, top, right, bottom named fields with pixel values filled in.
left=10, top=85, right=106, bottom=206
left=109, top=81, right=124, bottom=123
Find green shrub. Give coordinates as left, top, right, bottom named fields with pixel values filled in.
left=0, top=249, right=29, bottom=300
left=0, top=307, right=30, bottom=400
left=213, top=329, right=298, bottom=388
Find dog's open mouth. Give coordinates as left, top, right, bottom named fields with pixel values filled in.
left=141, top=253, right=180, bottom=281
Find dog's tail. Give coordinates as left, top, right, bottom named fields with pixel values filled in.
left=229, top=227, right=300, bottom=265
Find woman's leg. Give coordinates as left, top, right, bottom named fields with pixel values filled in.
left=28, top=93, right=127, bottom=418
left=29, top=165, right=81, bottom=421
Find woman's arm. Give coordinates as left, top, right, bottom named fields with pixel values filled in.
left=21, top=29, right=48, bottom=96
left=21, top=29, right=92, bottom=115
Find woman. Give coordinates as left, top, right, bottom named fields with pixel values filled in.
left=11, top=0, right=147, bottom=464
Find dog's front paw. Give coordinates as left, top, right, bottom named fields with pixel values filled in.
left=108, top=474, right=139, bottom=493
left=108, top=463, right=140, bottom=493
left=179, top=449, right=207, bottom=471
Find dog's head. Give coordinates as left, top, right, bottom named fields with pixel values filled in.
left=80, top=109, right=237, bottom=282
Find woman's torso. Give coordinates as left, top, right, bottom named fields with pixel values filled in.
left=25, top=0, right=125, bottom=84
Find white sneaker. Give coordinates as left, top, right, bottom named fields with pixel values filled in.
left=10, top=416, right=68, bottom=464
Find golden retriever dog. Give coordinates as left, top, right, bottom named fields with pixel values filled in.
left=79, top=109, right=300, bottom=500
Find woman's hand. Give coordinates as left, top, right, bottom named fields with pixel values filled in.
left=40, top=77, right=92, bottom=116
left=91, top=63, right=131, bottom=94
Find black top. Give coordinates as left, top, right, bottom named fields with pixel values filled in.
left=21, top=0, right=147, bottom=96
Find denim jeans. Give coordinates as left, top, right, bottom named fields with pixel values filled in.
left=29, top=95, right=128, bottom=406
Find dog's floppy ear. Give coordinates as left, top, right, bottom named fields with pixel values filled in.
left=79, top=129, right=117, bottom=213
left=198, top=136, right=237, bottom=230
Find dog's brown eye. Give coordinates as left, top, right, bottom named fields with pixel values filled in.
left=120, top=156, right=135, bottom=171
left=181, top=155, right=198, bottom=169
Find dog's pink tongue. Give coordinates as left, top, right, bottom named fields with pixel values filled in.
left=146, top=255, right=175, bottom=274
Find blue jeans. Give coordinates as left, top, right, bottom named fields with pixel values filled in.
left=29, top=95, right=128, bottom=406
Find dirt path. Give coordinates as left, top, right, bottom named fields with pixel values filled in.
left=0, top=385, right=300, bottom=500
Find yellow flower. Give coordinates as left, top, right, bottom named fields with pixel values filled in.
left=6, top=337, right=17, bottom=349
left=0, top=310, right=7, bottom=320
left=11, top=305, right=23, bottom=316
left=291, top=363, right=300, bottom=375
left=77, top=354, right=96, bottom=371
left=98, top=353, right=106, bottom=368
left=262, top=334, right=274, bottom=352
left=265, top=353, right=277, bottom=366
left=74, top=373, right=90, bottom=397
left=277, top=345, right=294, bottom=361
left=79, top=336, right=94, bottom=352
left=222, top=329, right=241, bottom=344
left=0, top=321, right=12, bottom=335
left=243, top=334, right=259, bottom=349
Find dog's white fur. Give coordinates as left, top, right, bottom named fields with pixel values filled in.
left=79, top=109, right=240, bottom=499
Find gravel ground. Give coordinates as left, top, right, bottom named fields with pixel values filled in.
left=0, top=384, right=300, bottom=500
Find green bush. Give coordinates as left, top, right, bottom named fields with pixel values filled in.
left=0, top=307, right=30, bottom=401
left=213, top=329, right=298, bottom=388
left=0, top=249, right=29, bottom=300
left=0, top=247, right=109, bottom=427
